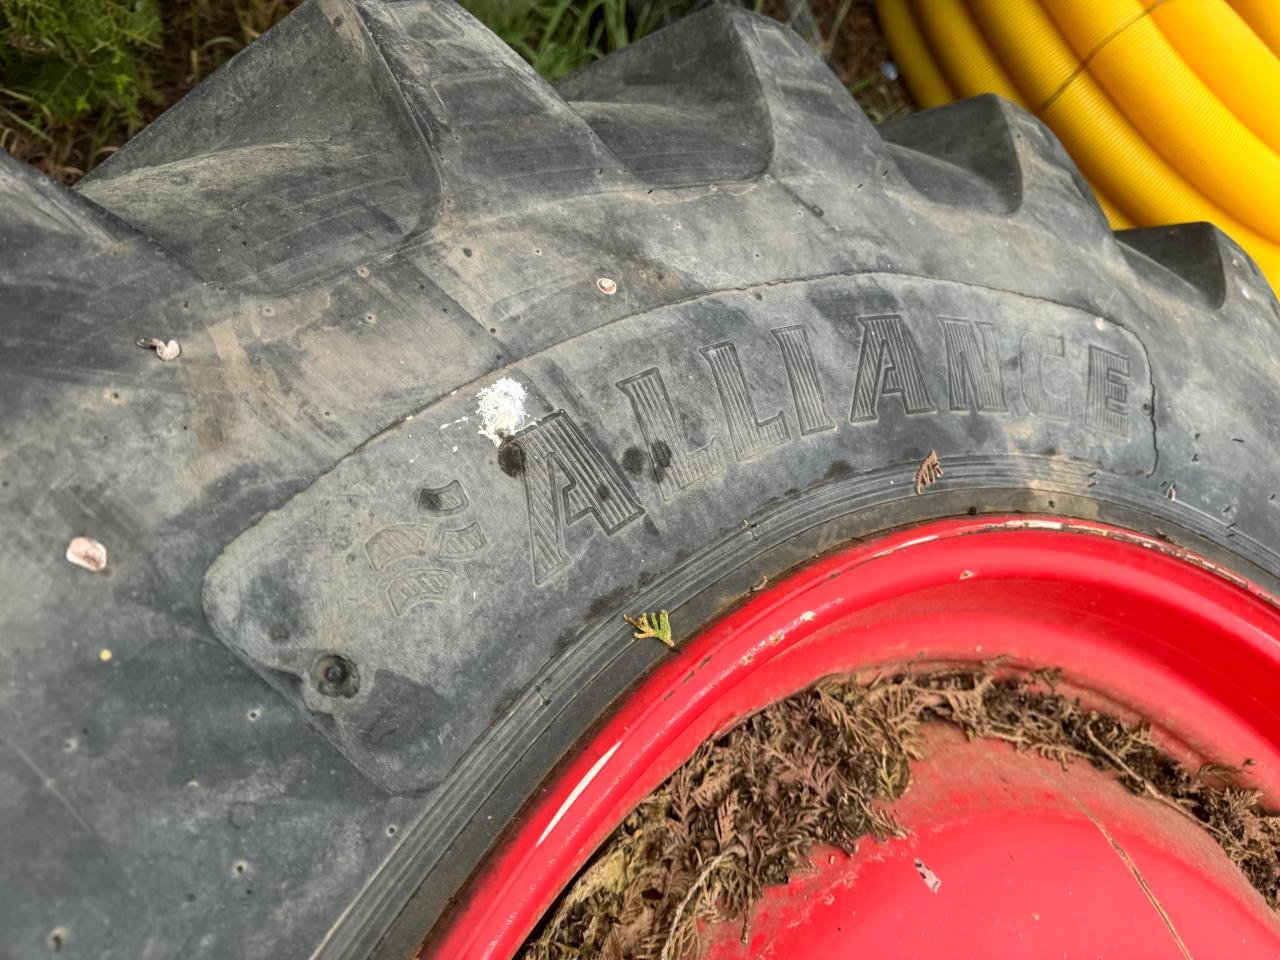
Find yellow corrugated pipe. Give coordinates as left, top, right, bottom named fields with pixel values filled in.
left=897, top=0, right=1135, bottom=227
left=1094, top=191, right=1134, bottom=231
left=1227, top=0, right=1280, bottom=57
left=878, top=0, right=953, bottom=107
left=1152, top=0, right=1280, bottom=156
left=968, top=0, right=1280, bottom=275
left=876, top=0, right=1280, bottom=286
left=1043, top=0, right=1280, bottom=238
left=909, top=0, right=1028, bottom=105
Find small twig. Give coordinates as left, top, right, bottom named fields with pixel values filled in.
left=660, top=845, right=745, bottom=960
left=1083, top=722, right=1223, bottom=838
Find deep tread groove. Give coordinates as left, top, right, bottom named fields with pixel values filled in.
left=557, top=6, right=890, bottom=186
left=353, top=0, right=621, bottom=200
left=555, top=7, right=774, bottom=185
left=880, top=95, right=1021, bottom=214
left=75, top=0, right=438, bottom=294
left=1116, top=223, right=1236, bottom=310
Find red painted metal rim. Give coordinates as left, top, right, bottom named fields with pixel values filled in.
left=425, top=516, right=1280, bottom=959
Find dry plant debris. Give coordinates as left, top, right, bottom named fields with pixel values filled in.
left=521, top=668, right=1280, bottom=960
left=624, top=610, right=674, bottom=648
left=913, top=450, right=943, bottom=494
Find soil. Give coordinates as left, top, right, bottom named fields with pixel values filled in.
left=520, top=667, right=1280, bottom=960
left=762, top=0, right=915, bottom=123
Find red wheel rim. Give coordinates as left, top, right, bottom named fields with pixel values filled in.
left=424, top=516, right=1280, bottom=959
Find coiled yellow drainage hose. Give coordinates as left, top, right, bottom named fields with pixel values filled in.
left=877, top=0, right=1280, bottom=284
left=1226, top=0, right=1280, bottom=59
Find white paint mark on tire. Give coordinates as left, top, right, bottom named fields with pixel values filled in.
left=476, top=377, right=529, bottom=446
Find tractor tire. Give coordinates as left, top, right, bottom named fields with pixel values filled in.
left=3, top=2, right=1279, bottom=958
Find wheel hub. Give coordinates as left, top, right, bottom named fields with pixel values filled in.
left=426, top=517, right=1280, bottom=959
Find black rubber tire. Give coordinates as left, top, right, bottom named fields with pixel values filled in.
left=4, top=3, right=1280, bottom=958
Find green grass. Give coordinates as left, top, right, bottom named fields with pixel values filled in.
left=461, top=0, right=681, bottom=82
left=0, top=0, right=911, bottom=182
left=0, top=0, right=163, bottom=167
left=0, top=0, right=684, bottom=180
left=0, top=0, right=300, bottom=178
